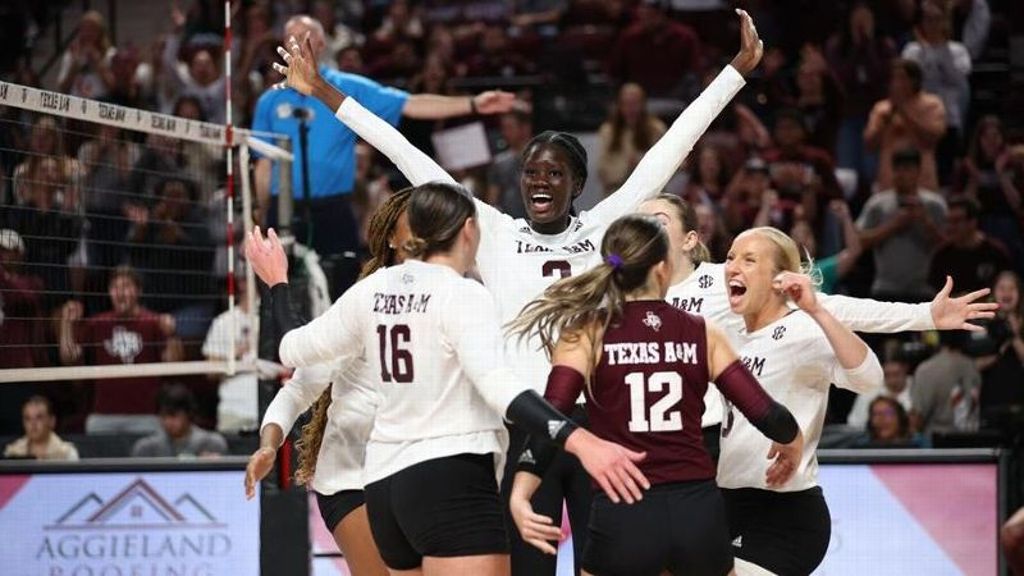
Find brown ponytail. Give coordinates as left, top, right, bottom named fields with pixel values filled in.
left=402, top=181, right=477, bottom=259
left=507, top=214, right=669, bottom=368
left=294, top=188, right=412, bottom=486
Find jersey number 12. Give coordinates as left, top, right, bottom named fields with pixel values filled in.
left=377, top=324, right=413, bottom=383
left=625, top=371, right=683, bottom=432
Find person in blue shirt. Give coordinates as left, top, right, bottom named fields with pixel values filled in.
left=252, top=15, right=515, bottom=297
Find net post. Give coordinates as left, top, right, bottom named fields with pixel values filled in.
left=239, top=141, right=258, bottom=360
left=225, top=0, right=236, bottom=377
left=276, top=136, right=294, bottom=242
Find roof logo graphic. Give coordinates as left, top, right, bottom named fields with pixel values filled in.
left=47, top=478, right=223, bottom=530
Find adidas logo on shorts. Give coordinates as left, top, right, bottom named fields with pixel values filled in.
left=732, top=535, right=743, bottom=548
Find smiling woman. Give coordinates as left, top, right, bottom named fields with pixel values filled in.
left=270, top=11, right=762, bottom=575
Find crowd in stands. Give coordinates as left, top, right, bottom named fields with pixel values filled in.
left=0, top=0, right=1022, bottom=457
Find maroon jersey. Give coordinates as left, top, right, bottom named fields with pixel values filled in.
left=77, top=309, right=166, bottom=414
left=589, top=300, right=715, bottom=485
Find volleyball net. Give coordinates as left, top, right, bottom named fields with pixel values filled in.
left=0, top=81, right=291, bottom=384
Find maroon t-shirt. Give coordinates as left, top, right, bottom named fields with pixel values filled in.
left=77, top=309, right=166, bottom=415
left=549, top=301, right=716, bottom=485
left=0, top=271, right=45, bottom=368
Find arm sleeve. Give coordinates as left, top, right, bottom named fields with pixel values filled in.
left=277, top=283, right=365, bottom=369
left=818, top=292, right=935, bottom=332
left=261, top=362, right=333, bottom=436
left=444, top=284, right=530, bottom=414
left=515, top=366, right=587, bottom=477
left=332, top=71, right=409, bottom=126
left=715, top=360, right=799, bottom=444
left=334, top=97, right=454, bottom=186
left=587, top=66, right=745, bottom=224
left=830, top=346, right=884, bottom=394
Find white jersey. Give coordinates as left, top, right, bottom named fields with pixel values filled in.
left=664, top=261, right=935, bottom=427
left=716, top=311, right=883, bottom=492
left=261, top=358, right=380, bottom=494
left=335, top=66, right=746, bottom=390
left=278, top=260, right=527, bottom=485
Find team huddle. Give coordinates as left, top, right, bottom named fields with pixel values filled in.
left=243, top=11, right=998, bottom=576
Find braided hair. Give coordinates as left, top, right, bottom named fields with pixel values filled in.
left=294, top=188, right=413, bottom=486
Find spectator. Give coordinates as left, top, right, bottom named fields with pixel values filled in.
left=0, top=229, right=45, bottom=368
left=792, top=45, right=844, bottom=157
left=953, top=117, right=1024, bottom=270
left=848, top=356, right=914, bottom=428
left=466, top=25, right=535, bottom=78
left=352, top=142, right=395, bottom=246
left=597, top=83, right=667, bottom=196
left=12, top=116, right=82, bottom=207
left=699, top=66, right=771, bottom=158
left=5, top=153, right=83, bottom=314
left=857, top=396, right=926, bottom=447
left=952, top=0, right=991, bottom=61
left=761, top=108, right=843, bottom=240
left=826, top=1, right=897, bottom=182
left=511, top=0, right=567, bottom=36
left=694, top=202, right=731, bottom=263
left=789, top=200, right=862, bottom=294
left=252, top=15, right=514, bottom=299
left=123, top=177, right=215, bottom=338
left=857, top=148, right=946, bottom=301
left=158, top=5, right=226, bottom=123
left=335, top=45, right=364, bottom=74
left=58, top=266, right=181, bottom=434
left=78, top=125, right=141, bottom=268
left=201, top=274, right=258, bottom=433
left=682, top=145, right=730, bottom=207
left=487, top=104, right=534, bottom=219
left=56, top=10, right=115, bottom=100
left=864, top=58, right=946, bottom=192
left=0, top=230, right=46, bottom=434
left=371, top=0, right=423, bottom=45
left=902, top=0, right=971, bottom=185
left=367, top=39, right=422, bottom=80
left=311, top=0, right=362, bottom=66
left=608, top=0, right=702, bottom=98
left=929, top=196, right=1011, bottom=295
left=131, top=384, right=228, bottom=457
left=723, top=156, right=772, bottom=235
left=912, top=330, right=981, bottom=436
left=105, top=45, right=153, bottom=109
left=3, top=396, right=79, bottom=461
left=975, top=271, right=1024, bottom=434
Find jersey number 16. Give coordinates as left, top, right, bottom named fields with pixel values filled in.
left=626, top=371, right=684, bottom=433
left=377, top=324, right=413, bottom=383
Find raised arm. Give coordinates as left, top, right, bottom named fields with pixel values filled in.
left=588, top=9, right=760, bottom=223
left=777, top=272, right=882, bottom=394
left=818, top=276, right=998, bottom=333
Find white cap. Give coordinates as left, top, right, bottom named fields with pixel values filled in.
left=0, top=229, right=25, bottom=253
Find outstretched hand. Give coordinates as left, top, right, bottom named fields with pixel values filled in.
left=730, top=9, right=764, bottom=76
left=272, top=33, right=319, bottom=95
left=244, top=447, right=276, bottom=500
left=472, top=90, right=517, bottom=115
left=245, top=226, right=289, bottom=287
left=930, top=276, right=999, bottom=332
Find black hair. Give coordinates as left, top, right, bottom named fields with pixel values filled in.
left=892, top=58, right=923, bottom=93
left=23, top=395, right=54, bottom=417
left=157, top=384, right=196, bottom=416
left=948, top=195, right=981, bottom=220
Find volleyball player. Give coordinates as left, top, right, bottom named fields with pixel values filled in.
left=638, top=194, right=999, bottom=454
left=272, top=15, right=762, bottom=572
left=717, top=227, right=884, bottom=576
left=245, top=182, right=650, bottom=576
left=505, top=214, right=803, bottom=575
left=243, top=189, right=413, bottom=576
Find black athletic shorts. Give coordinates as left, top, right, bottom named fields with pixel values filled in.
left=721, top=486, right=831, bottom=576
left=583, top=479, right=733, bottom=576
left=315, top=489, right=365, bottom=533
left=364, top=453, right=509, bottom=570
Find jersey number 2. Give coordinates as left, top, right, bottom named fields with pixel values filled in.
left=377, top=324, right=413, bottom=383
left=625, top=371, right=683, bottom=432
